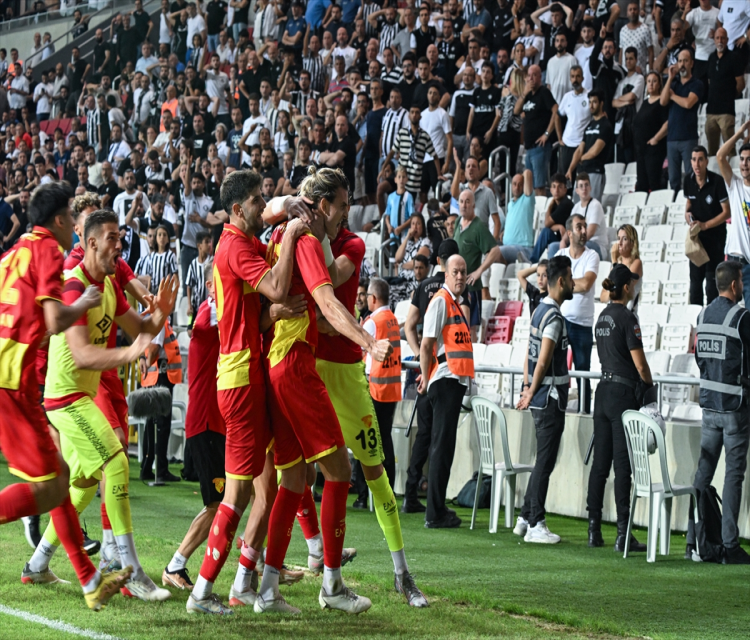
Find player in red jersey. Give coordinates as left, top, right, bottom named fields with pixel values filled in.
left=0, top=183, right=131, bottom=610
left=253, top=167, right=392, bottom=615
left=64, top=192, right=154, bottom=572
left=187, top=169, right=311, bottom=615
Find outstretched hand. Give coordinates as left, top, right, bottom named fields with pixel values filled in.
left=154, top=275, right=179, bottom=316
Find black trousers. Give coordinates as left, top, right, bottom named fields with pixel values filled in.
left=496, top=128, right=520, bottom=179
left=405, top=392, right=433, bottom=500
left=689, top=237, right=724, bottom=305
left=141, top=374, right=174, bottom=478
left=558, top=144, right=577, bottom=184
left=521, top=401, right=565, bottom=527
left=635, top=144, right=665, bottom=193
left=373, top=398, right=397, bottom=488
left=425, top=377, right=467, bottom=521
left=587, top=381, right=638, bottom=523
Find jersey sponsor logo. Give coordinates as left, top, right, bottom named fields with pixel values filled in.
left=95, top=314, right=113, bottom=343
left=696, top=335, right=726, bottom=359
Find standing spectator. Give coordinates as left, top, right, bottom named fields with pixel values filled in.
left=686, top=0, right=719, bottom=87
left=437, top=20, right=465, bottom=94
left=618, top=1, right=653, bottom=73
left=705, top=28, right=746, bottom=157
left=517, top=260, right=548, bottom=316
left=418, top=254, right=474, bottom=529
left=413, top=57, right=449, bottom=112
left=27, top=33, right=44, bottom=71
left=363, top=79, right=386, bottom=202
left=319, top=114, right=357, bottom=193
left=181, top=161, right=213, bottom=293
left=655, top=17, right=693, bottom=74
left=132, top=0, right=154, bottom=44
left=720, top=123, right=750, bottom=293
left=449, top=66, right=477, bottom=163
left=552, top=172, right=608, bottom=259
left=302, top=32, right=327, bottom=95
left=632, top=71, right=668, bottom=193
left=32, top=70, right=52, bottom=122
left=185, top=229, right=212, bottom=320
left=528, top=173, right=574, bottom=262
left=187, top=2, right=208, bottom=50
left=612, top=47, right=645, bottom=165
left=466, top=63, right=502, bottom=154
left=66, top=47, right=91, bottom=97
left=531, top=2, right=574, bottom=72
left=660, top=49, right=703, bottom=192
left=384, top=166, right=415, bottom=240
left=8, top=63, right=29, bottom=111
left=557, top=214, right=600, bottom=414
left=496, top=67, right=524, bottom=176
left=685, top=146, right=730, bottom=305
left=602, top=224, right=643, bottom=308
left=557, top=65, right=590, bottom=179
left=566, top=90, right=614, bottom=202
left=451, top=151, right=501, bottom=241
left=545, top=32, right=577, bottom=105
left=204, top=0, right=227, bottom=53
left=420, top=86, right=453, bottom=193
left=393, top=215, right=433, bottom=303
left=97, top=161, right=121, bottom=208
left=589, top=27, right=625, bottom=123
left=515, top=65, right=558, bottom=197
left=412, top=5, right=438, bottom=59
left=462, top=0, right=492, bottom=45
left=575, top=21, right=596, bottom=92
left=515, top=14, right=543, bottom=67
left=717, top=0, right=750, bottom=69
left=516, top=255, right=574, bottom=544
left=500, top=169, right=535, bottom=263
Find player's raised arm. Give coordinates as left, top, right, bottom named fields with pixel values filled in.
left=42, top=287, right=102, bottom=335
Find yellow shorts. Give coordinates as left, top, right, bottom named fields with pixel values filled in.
left=315, top=359, right=384, bottom=467
left=47, top=396, right=123, bottom=482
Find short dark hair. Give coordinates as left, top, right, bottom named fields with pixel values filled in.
left=740, top=143, right=750, bottom=156
left=220, top=169, right=262, bottom=212
left=588, top=89, right=605, bottom=103
left=248, top=92, right=260, bottom=101
left=566, top=213, right=586, bottom=231
left=414, top=254, right=429, bottom=267
left=576, top=171, right=590, bottom=185
left=550, top=172, right=567, bottom=186
left=358, top=277, right=369, bottom=290
left=191, top=172, right=206, bottom=183
left=547, top=255, right=571, bottom=289
left=28, top=182, right=74, bottom=228
left=417, top=56, right=430, bottom=67
left=624, top=46, right=638, bottom=58
left=196, top=230, right=211, bottom=245
left=716, top=261, right=742, bottom=293
left=83, top=209, right=118, bottom=242
left=692, top=145, right=708, bottom=159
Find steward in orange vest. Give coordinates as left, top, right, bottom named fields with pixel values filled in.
left=141, top=319, right=183, bottom=386
left=417, top=255, right=473, bottom=528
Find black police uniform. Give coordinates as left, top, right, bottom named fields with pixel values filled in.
left=520, top=298, right=569, bottom=528
left=588, top=302, right=644, bottom=543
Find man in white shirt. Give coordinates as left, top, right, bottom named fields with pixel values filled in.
left=187, top=1, right=207, bottom=46
left=204, top=52, right=230, bottom=125
left=181, top=168, right=215, bottom=294
left=420, top=86, right=453, bottom=177
left=613, top=48, right=644, bottom=113
left=557, top=65, right=590, bottom=178
left=549, top=172, right=607, bottom=258
left=8, top=63, right=29, bottom=110
left=332, top=27, right=357, bottom=70
left=546, top=32, right=577, bottom=104
left=718, top=121, right=750, bottom=294
left=112, top=169, right=151, bottom=227
left=106, top=123, right=131, bottom=172
left=135, top=43, right=160, bottom=76
left=27, top=32, right=45, bottom=70
left=33, top=70, right=53, bottom=121
left=242, top=93, right=270, bottom=146
left=556, top=213, right=599, bottom=413
left=618, top=1, right=653, bottom=74
left=574, top=21, right=596, bottom=91
left=158, top=0, right=173, bottom=51
left=131, top=74, right=155, bottom=130
left=686, top=0, right=718, bottom=85
left=718, top=0, right=750, bottom=54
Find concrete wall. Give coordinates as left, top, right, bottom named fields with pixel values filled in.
left=391, top=400, right=749, bottom=537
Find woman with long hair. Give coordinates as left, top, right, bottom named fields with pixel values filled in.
left=392, top=214, right=432, bottom=303
left=632, top=71, right=668, bottom=192
left=497, top=67, right=524, bottom=177
left=602, top=224, right=642, bottom=310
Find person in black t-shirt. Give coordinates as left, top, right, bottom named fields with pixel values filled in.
left=588, top=264, right=653, bottom=554
left=437, top=21, right=465, bottom=93
left=204, top=0, right=228, bottom=52
left=705, top=28, right=745, bottom=157
left=412, top=58, right=449, bottom=111
left=528, top=174, right=573, bottom=262
left=467, top=62, right=503, bottom=152
left=412, top=5, right=438, bottom=59
left=281, top=138, right=313, bottom=194
left=565, top=90, right=613, bottom=201
left=517, top=260, right=548, bottom=316
left=531, top=2, right=574, bottom=70
left=190, top=112, right=214, bottom=160
left=318, top=114, right=357, bottom=193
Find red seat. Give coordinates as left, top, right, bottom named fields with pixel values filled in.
left=59, top=118, right=71, bottom=135
left=485, top=316, right=514, bottom=344
left=494, top=301, right=524, bottom=319
left=46, top=118, right=60, bottom=133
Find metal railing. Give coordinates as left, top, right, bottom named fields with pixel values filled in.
left=0, top=1, right=102, bottom=34
left=401, top=360, right=700, bottom=417
left=488, top=144, right=511, bottom=208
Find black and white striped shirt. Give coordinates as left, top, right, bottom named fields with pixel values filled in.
left=185, top=256, right=208, bottom=312
left=290, top=89, right=321, bottom=117
left=362, top=2, right=379, bottom=37
left=379, top=20, right=401, bottom=54
left=136, top=250, right=178, bottom=295
left=391, top=126, right=435, bottom=195
left=86, top=107, right=100, bottom=148
left=381, top=66, right=404, bottom=87
left=303, top=54, right=327, bottom=94
left=462, top=0, right=475, bottom=22
left=381, top=106, right=409, bottom=157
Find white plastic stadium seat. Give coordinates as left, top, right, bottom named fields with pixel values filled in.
left=619, top=191, right=647, bottom=209
left=671, top=225, right=689, bottom=241
left=497, top=279, right=521, bottom=301
left=642, top=261, right=671, bottom=284
left=667, top=203, right=686, bottom=225
left=638, top=322, right=661, bottom=352
left=645, top=350, right=671, bottom=375
left=394, top=299, right=411, bottom=325
left=612, top=206, right=639, bottom=227
left=595, top=261, right=612, bottom=298
left=646, top=189, right=675, bottom=207
left=475, top=343, right=513, bottom=400
left=669, top=304, right=702, bottom=326
left=511, top=317, right=530, bottom=346
left=707, top=156, right=719, bottom=174
left=604, top=163, right=625, bottom=195
left=481, top=300, right=495, bottom=321
left=473, top=343, right=487, bottom=366
left=664, top=241, right=684, bottom=263
left=645, top=225, right=673, bottom=243
left=672, top=403, right=703, bottom=421
left=639, top=303, right=670, bottom=326
left=624, top=162, right=637, bottom=175
left=639, top=205, right=666, bottom=226
left=504, top=263, right=528, bottom=280
left=674, top=190, right=687, bottom=205
left=662, top=280, right=690, bottom=306
left=660, top=323, right=694, bottom=354
left=618, top=174, right=638, bottom=195
left=669, top=261, right=689, bottom=280
left=639, top=280, right=661, bottom=305
left=639, top=241, right=665, bottom=262
left=489, top=263, right=507, bottom=299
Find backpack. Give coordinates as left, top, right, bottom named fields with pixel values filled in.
left=692, top=486, right=725, bottom=563
left=453, top=472, right=492, bottom=509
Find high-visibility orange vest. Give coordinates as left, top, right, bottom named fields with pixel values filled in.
left=369, top=309, right=402, bottom=402
left=428, top=288, right=474, bottom=380
left=141, top=321, right=183, bottom=386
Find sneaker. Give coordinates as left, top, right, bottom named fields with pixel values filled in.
left=280, top=567, right=305, bottom=585
left=81, top=525, right=101, bottom=557
left=121, top=572, right=172, bottom=602
left=21, top=563, right=71, bottom=585
left=162, top=566, right=194, bottom=590
left=253, top=593, right=301, bottom=614
left=319, top=585, right=371, bottom=614
left=512, top=516, right=528, bottom=537
left=308, top=547, right=358, bottom=575
left=186, top=593, right=234, bottom=615
left=523, top=520, right=561, bottom=544
left=684, top=543, right=696, bottom=560
left=22, top=516, right=41, bottom=549
left=84, top=566, right=133, bottom=611
left=229, top=583, right=257, bottom=607
left=394, top=571, right=428, bottom=608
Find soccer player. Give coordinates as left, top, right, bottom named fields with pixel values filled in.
left=253, top=167, right=392, bottom=615
left=24, top=210, right=178, bottom=602
left=63, top=192, right=153, bottom=572
left=186, top=170, right=311, bottom=615
left=0, top=183, right=131, bottom=610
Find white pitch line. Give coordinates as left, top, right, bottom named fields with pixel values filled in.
left=0, top=603, right=126, bottom=640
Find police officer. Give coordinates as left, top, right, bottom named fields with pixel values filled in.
left=516, top=255, right=574, bottom=545
left=587, top=264, right=652, bottom=553
left=687, top=261, right=750, bottom=564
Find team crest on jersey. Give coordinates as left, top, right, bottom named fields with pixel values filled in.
left=213, top=478, right=225, bottom=493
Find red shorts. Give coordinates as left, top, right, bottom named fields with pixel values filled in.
left=217, top=384, right=272, bottom=481
left=94, top=370, right=129, bottom=431
left=267, top=342, right=344, bottom=470
left=0, top=388, right=60, bottom=482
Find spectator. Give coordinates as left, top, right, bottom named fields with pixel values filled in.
left=187, top=2, right=208, bottom=50
left=500, top=169, right=535, bottom=263
left=566, top=89, right=614, bottom=201
left=462, top=0, right=491, bottom=45
left=618, top=1, right=653, bottom=73
left=705, top=28, right=746, bottom=157
left=113, top=169, right=150, bottom=227
left=451, top=151, right=501, bottom=241
left=557, top=65, right=591, bottom=179
left=420, top=85, right=452, bottom=194
left=551, top=172, right=608, bottom=259
left=319, top=114, right=357, bottom=193
left=557, top=214, right=600, bottom=414
left=437, top=20, right=464, bottom=94
left=66, top=47, right=91, bottom=97
left=515, top=64, right=558, bottom=197
left=632, top=71, right=668, bottom=193
left=496, top=67, right=525, bottom=176
left=392, top=214, right=432, bottom=303
left=412, top=5, right=438, bottom=59
left=531, top=2, right=574, bottom=72
left=106, top=123, right=131, bottom=173
left=528, top=174, right=573, bottom=266
left=8, top=63, right=28, bottom=112
left=654, top=17, right=693, bottom=74
left=575, top=21, right=597, bottom=91
left=612, top=47, right=645, bottom=163
left=517, top=259, right=548, bottom=316
left=515, top=14, right=543, bottom=67
left=449, top=66, right=478, bottom=163
left=181, top=160, right=214, bottom=292
left=685, top=145, right=730, bottom=306
left=384, top=165, right=415, bottom=242
left=185, top=229, right=213, bottom=320
left=414, top=56, right=450, bottom=112
left=717, top=0, right=750, bottom=69
left=589, top=26, right=624, bottom=123
left=660, top=49, right=703, bottom=192
left=545, top=32, right=577, bottom=105
left=686, top=0, right=719, bottom=87
left=97, top=161, right=121, bottom=208
left=603, top=224, right=642, bottom=308
left=466, top=62, right=502, bottom=154
left=413, top=253, right=430, bottom=287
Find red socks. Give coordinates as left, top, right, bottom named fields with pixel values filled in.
left=50, top=496, right=97, bottom=586
left=296, top=485, right=320, bottom=539
left=0, top=483, right=37, bottom=524
left=239, top=540, right=259, bottom=571
left=321, top=481, right=349, bottom=569
left=100, top=501, right=111, bottom=531
left=265, top=487, right=302, bottom=570
left=199, top=503, right=240, bottom=583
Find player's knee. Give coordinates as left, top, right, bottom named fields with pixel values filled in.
left=306, top=462, right=316, bottom=487
left=103, top=450, right=129, bottom=487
